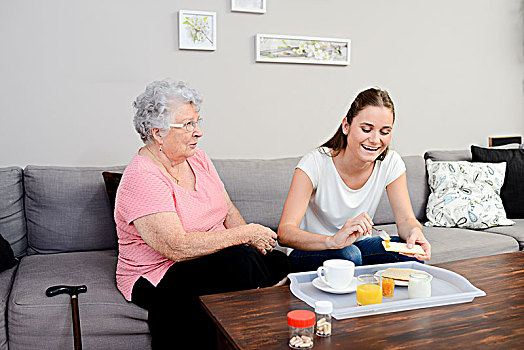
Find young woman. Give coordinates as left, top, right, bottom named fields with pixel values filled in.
left=278, top=88, right=431, bottom=272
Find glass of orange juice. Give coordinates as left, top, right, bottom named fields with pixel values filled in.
left=356, top=274, right=382, bottom=306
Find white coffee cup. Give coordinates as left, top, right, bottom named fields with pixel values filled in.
left=316, top=259, right=355, bottom=289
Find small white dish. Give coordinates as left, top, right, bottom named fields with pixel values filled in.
left=312, top=277, right=357, bottom=294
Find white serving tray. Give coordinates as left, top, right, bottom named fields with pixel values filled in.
left=288, top=261, right=485, bottom=320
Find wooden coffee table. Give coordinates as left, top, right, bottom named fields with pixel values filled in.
left=200, top=251, right=524, bottom=349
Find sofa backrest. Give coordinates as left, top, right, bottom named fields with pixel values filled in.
left=24, top=165, right=125, bottom=255
left=11, top=151, right=467, bottom=255
left=0, top=167, right=27, bottom=258
left=424, top=149, right=472, bottom=162
left=213, top=157, right=300, bottom=232
left=215, top=155, right=431, bottom=229
left=373, top=155, right=430, bottom=225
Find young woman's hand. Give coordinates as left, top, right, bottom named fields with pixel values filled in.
left=402, top=227, right=431, bottom=261
left=327, top=212, right=373, bottom=249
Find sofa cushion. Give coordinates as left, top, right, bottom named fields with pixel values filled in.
left=425, top=160, right=513, bottom=229
left=212, top=157, right=299, bottom=232
left=471, top=146, right=524, bottom=219
left=0, top=167, right=27, bottom=258
left=8, top=250, right=150, bottom=350
left=374, top=155, right=429, bottom=224
left=376, top=224, right=519, bottom=265
left=24, top=165, right=125, bottom=255
left=424, top=150, right=472, bottom=162
left=0, top=234, right=17, bottom=272
left=0, top=265, right=17, bottom=350
left=102, top=171, right=123, bottom=211
left=484, top=218, right=524, bottom=250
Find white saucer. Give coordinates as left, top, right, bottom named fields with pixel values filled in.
left=374, top=270, right=410, bottom=286
left=312, top=277, right=357, bottom=294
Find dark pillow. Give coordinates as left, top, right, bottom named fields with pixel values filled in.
left=0, top=234, right=17, bottom=272
left=471, top=145, right=524, bottom=218
left=102, top=172, right=123, bottom=211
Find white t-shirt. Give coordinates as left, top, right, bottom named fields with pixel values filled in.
left=297, top=147, right=406, bottom=241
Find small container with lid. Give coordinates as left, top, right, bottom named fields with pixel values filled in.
left=381, top=277, right=395, bottom=297
left=287, top=310, right=315, bottom=349
left=408, top=272, right=433, bottom=299
left=314, top=300, right=332, bottom=337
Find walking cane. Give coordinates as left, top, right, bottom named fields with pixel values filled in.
left=46, top=285, right=87, bottom=350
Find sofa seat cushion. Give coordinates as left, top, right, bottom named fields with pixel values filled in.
left=0, top=265, right=17, bottom=350
left=484, top=219, right=524, bottom=250
left=375, top=224, right=519, bottom=265
left=8, top=250, right=150, bottom=350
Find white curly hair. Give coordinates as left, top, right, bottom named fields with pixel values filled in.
left=133, top=79, right=203, bottom=143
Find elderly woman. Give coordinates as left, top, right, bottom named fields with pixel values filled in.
left=114, top=80, right=289, bottom=349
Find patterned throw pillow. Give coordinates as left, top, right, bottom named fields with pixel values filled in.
left=425, top=159, right=514, bottom=229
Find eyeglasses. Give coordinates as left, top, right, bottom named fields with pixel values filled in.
left=169, top=118, right=203, bottom=132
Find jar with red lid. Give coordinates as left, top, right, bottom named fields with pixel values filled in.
left=287, top=310, right=315, bottom=349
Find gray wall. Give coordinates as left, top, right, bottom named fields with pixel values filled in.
left=0, top=0, right=522, bottom=167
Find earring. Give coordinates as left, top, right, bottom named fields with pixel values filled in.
left=159, top=146, right=162, bottom=152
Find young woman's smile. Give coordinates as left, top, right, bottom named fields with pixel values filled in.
left=344, top=106, right=393, bottom=164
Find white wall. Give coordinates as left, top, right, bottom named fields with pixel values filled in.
left=0, top=0, right=522, bottom=167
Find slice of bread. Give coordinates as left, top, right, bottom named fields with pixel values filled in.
left=382, top=241, right=425, bottom=255
left=381, top=268, right=421, bottom=281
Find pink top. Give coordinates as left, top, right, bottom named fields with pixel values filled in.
left=114, top=148, right=228, bottom=301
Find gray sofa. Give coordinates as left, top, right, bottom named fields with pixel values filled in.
left=0, top=150, right=521, bottom=349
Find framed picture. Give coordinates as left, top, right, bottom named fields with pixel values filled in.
left=232, top=0, right=266, bottom=14
left=255, top=34, right=351, bottom=66
left=178, top=10, right=216, bottom=50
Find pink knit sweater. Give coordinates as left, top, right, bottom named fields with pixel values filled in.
left=115, top=148, right=227, bottom=301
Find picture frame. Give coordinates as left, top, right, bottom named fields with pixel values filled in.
left=231, top=0, right=266, bottom=14
left=255, top=34, right=351, bottom=66
left=178, top=10, right=216, bottom=50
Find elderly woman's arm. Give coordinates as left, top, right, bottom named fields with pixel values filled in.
left=133, top=209, right=277, bottom=262
left=221, top=189, right=277, bottom=253
left=222, top=189, right=247, bottom=229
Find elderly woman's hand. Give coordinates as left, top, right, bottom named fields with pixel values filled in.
left=247, top=224, right=278, bottom=255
